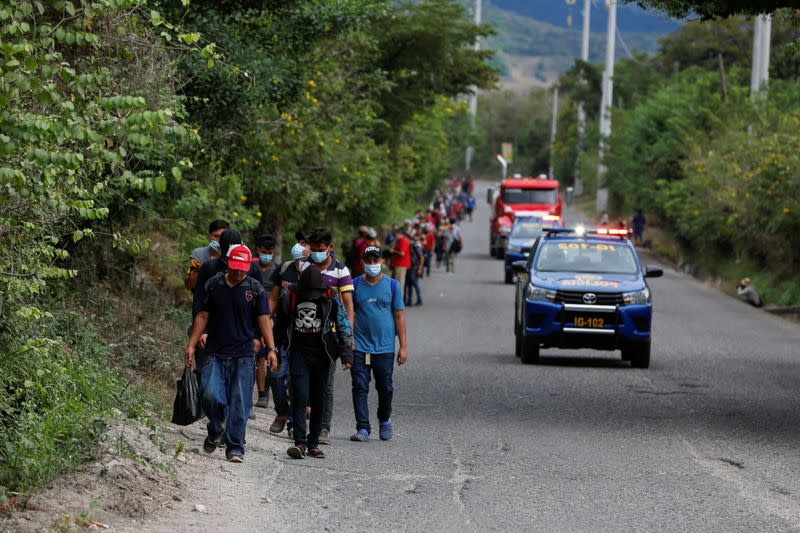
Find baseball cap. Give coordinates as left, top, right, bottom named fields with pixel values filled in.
left=362, top=246, right=382, bottom=260
left=256, top=233, right=276, bottom=248
left=227, top=244, right=252, bottom=272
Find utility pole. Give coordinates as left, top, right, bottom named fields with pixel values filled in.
left=549, top=87, right=559, bottom=177
left=750, top=13, right=772, bottom=100
left=576, top=0, right=591, bottom=138
left=596, top=0, right=616, bottom=212
left=465, top=0, right=482, bottom=172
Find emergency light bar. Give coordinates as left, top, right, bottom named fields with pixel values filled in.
left=595, top=228, right=629, bottom=237
left=544, top=227, right=630, bottom=239
left=543, top=215, right=561, bottom=222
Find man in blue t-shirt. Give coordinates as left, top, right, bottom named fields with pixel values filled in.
left=186, top=244, right=278, bottom=463
left=349, top=246, right=408, bottom=442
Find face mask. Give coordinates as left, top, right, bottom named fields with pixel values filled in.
left=259, top=254, right=273, bottom=265
left=209, top=240, right=221, bottom=253
left=310, top=251, right=329, bottom=264
left=364, top=264, right=382, bottom=278
left=291, top=243, right=306, bottom=260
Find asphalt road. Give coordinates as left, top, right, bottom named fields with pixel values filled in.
left=137, top=181, right=800, bottom=532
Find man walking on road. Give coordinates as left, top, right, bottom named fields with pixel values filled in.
left=185, top=244, right=278, bottom=463
left=280, top=266, right=353, bottom=459
left=632, top=209, right=646, bottom=247
left=253, top=234, right=278, bottom=414
left=445, top=218, right=462, bottom=274
left=390, top=228, right=411, bottom=288
left=184, top=219, right=229, bottom=291
left=350, top=246, right=408, bottom=442
left=299, top=227, right=355, bottom=445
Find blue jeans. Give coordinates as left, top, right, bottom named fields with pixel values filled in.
left=350, top=351, right=394, bottom=434
left=201, top=355, right=255, bottom=456
left=289, top=348, right=332, bottom=448
left=267, top=347, right=290, bottom=418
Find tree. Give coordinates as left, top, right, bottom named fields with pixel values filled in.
left=626, top=0, right=800, bottom=19
left=655, top=12, right=800, bottom=74
left=370, top=0, right=498, bottom=144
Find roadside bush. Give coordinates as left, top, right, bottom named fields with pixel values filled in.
left=0, top=308, right=154, bottom=500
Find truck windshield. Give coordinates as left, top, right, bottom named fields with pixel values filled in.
left=535, top=241, right=638, bottom=275
left=511, top=222, right=545, bottom=239
left=503, top=187, right=557, bottom=205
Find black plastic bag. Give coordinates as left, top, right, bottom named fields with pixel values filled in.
left=171, top=366, right=201, bottom=425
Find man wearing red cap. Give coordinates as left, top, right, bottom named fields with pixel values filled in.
left=186, top=244, right=278, bottom=463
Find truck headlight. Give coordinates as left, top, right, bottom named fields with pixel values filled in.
left=525, top=283, right=556, bottom=302
left=623, top=287, right=650, bottom=305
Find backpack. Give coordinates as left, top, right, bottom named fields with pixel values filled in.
left=287, top=287, right=334, bottom=315
left=354, top=275, right=400, bottom=298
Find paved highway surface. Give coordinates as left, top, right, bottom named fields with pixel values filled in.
left=137, top=181, right=800, bottom=532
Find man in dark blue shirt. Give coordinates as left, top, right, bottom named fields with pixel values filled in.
left=186, top=244, right=278, bottom=463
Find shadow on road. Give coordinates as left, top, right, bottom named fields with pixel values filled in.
left=536, top=355, right=630, bottom=369
left=480, top=351, right=630, bottom=369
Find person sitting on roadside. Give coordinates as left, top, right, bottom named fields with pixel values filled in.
left=184, top=219, right=228, bottom=291
left=185, top=244, right=278, bottom=463
left=737, top=277, right=763, bottom=308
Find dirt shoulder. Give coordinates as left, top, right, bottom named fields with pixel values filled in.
left=2, top=407, right=289, bottom=533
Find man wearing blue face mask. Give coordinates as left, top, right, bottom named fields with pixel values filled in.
left=185, top=219, right=229, bottom=291
left=253, top=234, right=278, bottom=412
left=298, top=227, right=355, bottom=445
left=349, top=246, right=408, bottom=442
left=267, top=231, right=310, bottom=437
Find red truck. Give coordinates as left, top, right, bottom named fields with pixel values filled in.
left=489, top=175, right=562, bottom=258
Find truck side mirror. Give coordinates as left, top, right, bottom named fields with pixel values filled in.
left=645, top=266, right=663, bottom=278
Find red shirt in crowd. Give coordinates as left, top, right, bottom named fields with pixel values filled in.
left=391, top=235, right=412, bottom=269
left=423, top=232, right=435, bottom=251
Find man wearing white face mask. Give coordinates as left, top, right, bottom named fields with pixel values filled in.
left=349, top=246, right=408, bottom=443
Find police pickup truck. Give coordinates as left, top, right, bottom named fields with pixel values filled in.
left=512, top=227, right=663, bottom=368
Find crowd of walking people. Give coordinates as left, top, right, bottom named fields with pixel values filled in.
left=181, top=177, right=476, bottom=462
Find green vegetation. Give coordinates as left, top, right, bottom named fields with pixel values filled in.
left=626, top=0, right=795, bottom=19
left=466, top=10, right=800, bottom=304
left=0, top=0, right=496, bottom=502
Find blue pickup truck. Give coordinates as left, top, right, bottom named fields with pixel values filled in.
left=503, top=216, right=562, bottom=284
left=512, top=227, right=663, bottom=368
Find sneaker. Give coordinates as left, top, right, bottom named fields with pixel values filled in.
left=269, top=416, right=288, bottom=434
left=307, top=447, right=325, bottom=459
left=379, top=420, right=393, bottom=441
left=350, top=429, right=370, bottom=442
left=248, top=410, right=256, bottom=420
left=226, top=451, right=244, bottom=463
left=318, top=429, right=331, bottom=445
left=287, top=444, right=306, bottom=459
left=255, top=394, right=270, bottom=409
left=203, top=435, right=224, bottom=454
